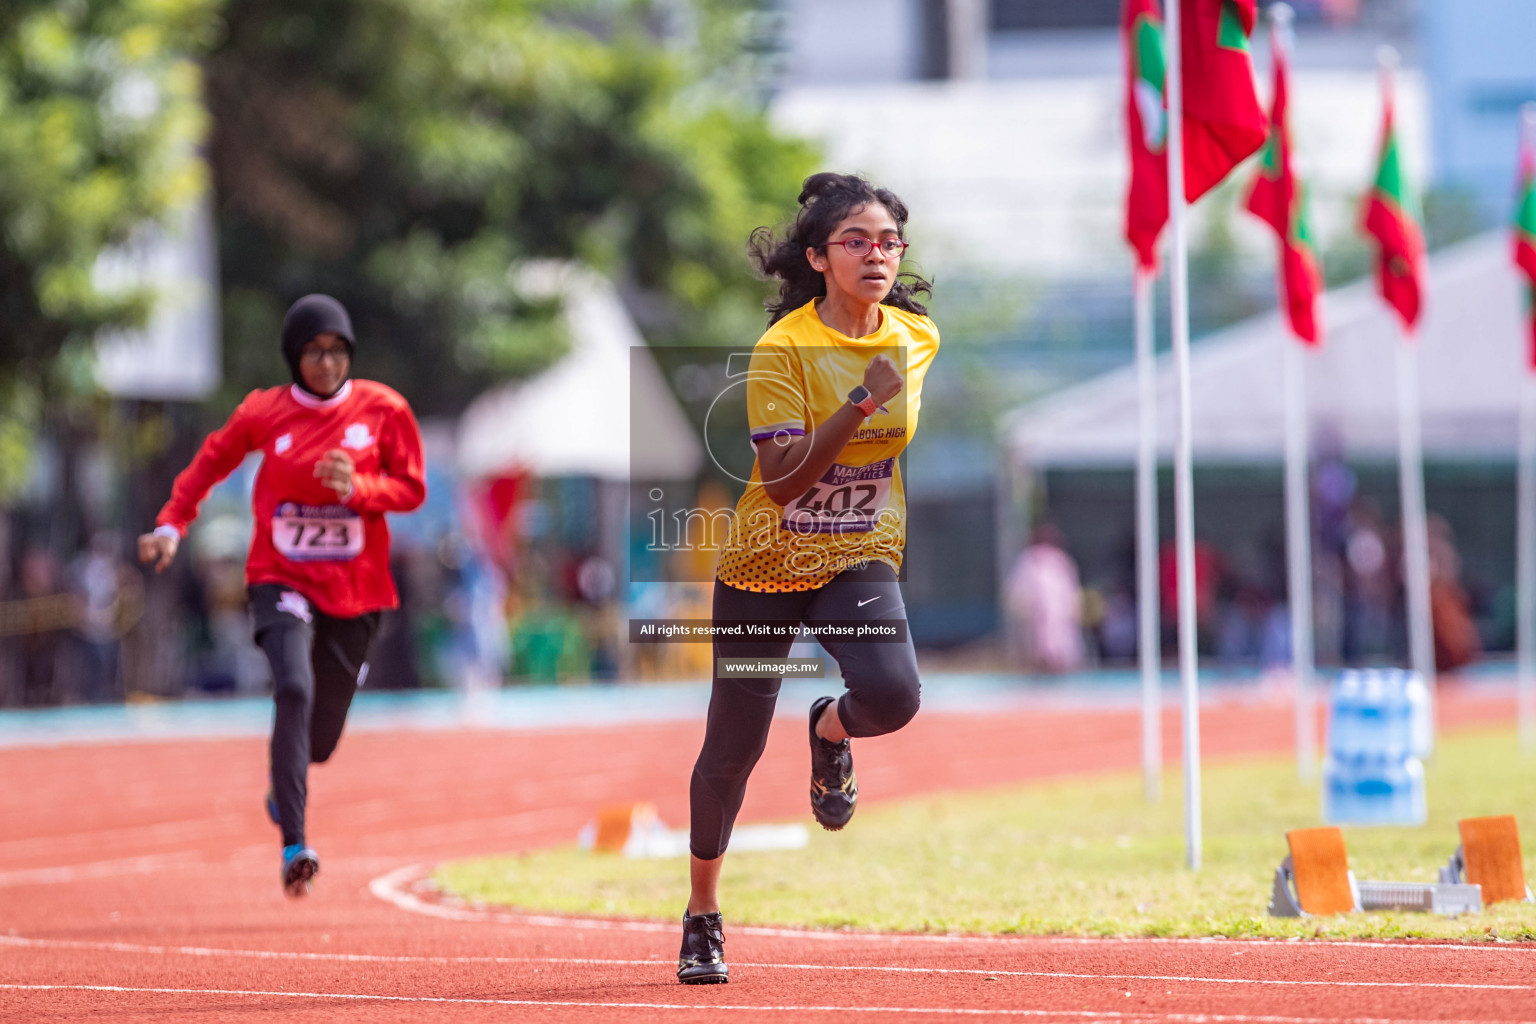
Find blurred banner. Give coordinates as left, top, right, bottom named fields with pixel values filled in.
left=94, top=198, right=221, bottom=401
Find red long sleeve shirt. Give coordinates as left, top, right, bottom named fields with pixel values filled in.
left=157, top=380, right=427, bottom=619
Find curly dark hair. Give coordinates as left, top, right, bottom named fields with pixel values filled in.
left=748, top=172, right=932, bottom=326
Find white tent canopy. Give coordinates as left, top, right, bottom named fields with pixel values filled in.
left=1002, top=231, right=1527, bottom=467
left=456, top=263, right=702, bottom=481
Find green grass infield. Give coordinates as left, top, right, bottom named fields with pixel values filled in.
left=434, top=726, right=1536, bottom=940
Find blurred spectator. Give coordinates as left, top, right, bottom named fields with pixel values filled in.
left=18, top=548, right=65, bottom=706
left=1096, top=584, right=1138, bottom=663
left=1158, top=538, right=1223, bottom=655
left=1005, top=523, right=1084, bottom=673
left=1311, top=443, right=1357, bottom=665
left=1215, top=583, right=1290, bottom=667
left=64, top=531, right=137, bottom=703
left=1342, top=497, right=1394, bottom=663
left=1427, top=513, right=1480, bottom=672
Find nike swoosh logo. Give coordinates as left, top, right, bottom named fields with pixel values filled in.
left=856, top=596, right=881, bottom=607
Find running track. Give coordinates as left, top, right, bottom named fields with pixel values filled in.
left=3, top=684, right=1534, bottom=1022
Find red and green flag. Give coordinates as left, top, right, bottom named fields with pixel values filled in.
left=1123, top=0, right=1169, bottom=271
left=1245, top=37, right=1322, bottom=345
left=1514, top=119, right=1536, bottom=366
left=1180, top=0, right=1268, bottom=202
left=1361, top=80, right=1426, bottom=331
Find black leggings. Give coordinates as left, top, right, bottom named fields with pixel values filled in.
left=250, top=584, right=379, bottom=848
left=688, top=561, right=921, bottom=860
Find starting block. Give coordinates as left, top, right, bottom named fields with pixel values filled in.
left=1438, top=815, right=1535, bottom=905
left=1269, top=827, right=1359, bottom=916
left=1269, top=826, right=1482, bottom=918
left=579, top=802, right=665, bottom=855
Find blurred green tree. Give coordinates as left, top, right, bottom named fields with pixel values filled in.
left=0, top=0, right=220, bottom=496
left=207, top=0, right=816, bottom=414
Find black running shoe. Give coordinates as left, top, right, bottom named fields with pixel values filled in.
left=677, top=910, right=729, bottom=984
left=808, top=695, right=858, bottom=830
left=281, top=844, right=319, bottom=899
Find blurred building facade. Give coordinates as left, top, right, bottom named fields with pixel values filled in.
left=1421, top=0, right=1536, bottom=224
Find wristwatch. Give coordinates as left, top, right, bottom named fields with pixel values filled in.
left=847, top=384, right=879, bottom=417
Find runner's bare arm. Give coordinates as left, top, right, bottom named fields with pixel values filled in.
left=755, top=355, right=903, bottom=506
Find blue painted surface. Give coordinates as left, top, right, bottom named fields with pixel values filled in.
left=0, top=665, right=1511, bottom=749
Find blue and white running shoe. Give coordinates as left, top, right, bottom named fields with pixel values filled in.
left=281, top=844, right=319, bottom=898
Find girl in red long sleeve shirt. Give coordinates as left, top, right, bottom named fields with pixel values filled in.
left=138, top=294, right=426, bottom=897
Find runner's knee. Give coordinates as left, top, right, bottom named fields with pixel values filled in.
left=258, top=625, right=312, bottom=706
left=840, top=663, right=921, bottom=736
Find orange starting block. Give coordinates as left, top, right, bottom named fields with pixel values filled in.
left=580, top=803, right=663, bottom=854
left=1270, top=826, right=1483, bottom=917
left=1269, top=827, right=1359, bottom=917
left=1439, top=815, right=1535, bottom=905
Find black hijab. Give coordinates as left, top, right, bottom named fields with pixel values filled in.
left=281, top=294, right=355, bottom=396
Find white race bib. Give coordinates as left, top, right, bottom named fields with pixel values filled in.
left=784, top=458, right=895, bottom=535
left=272, top=502, right=364, bottom=562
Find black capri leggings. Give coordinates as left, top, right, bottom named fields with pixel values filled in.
left=250, top=584, right=379, bottom=848
left=688, top=560, right=921, bottom=860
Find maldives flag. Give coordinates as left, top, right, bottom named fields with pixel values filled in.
left=1245, top=39, right=1323, bottom=344
left=1123, top=0, right=1169, bottom=271
left=1361, top=82, right=1426, bottom=331
left=1515, top=125, right=1536, bottom=366
left=1180, top=0, right=1268, bottom=202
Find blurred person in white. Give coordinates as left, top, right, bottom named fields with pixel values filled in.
left=1006, top=522, right=1085, bottom=674
left=66, top=530, right=136, bottom=702
left=1343, top=497, right=1393, bottom=663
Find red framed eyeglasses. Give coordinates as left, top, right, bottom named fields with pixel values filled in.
left=826, top=237, right=908, bottom=258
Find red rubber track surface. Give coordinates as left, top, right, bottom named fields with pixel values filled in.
left=4, top=685, right=1533, bottom=1023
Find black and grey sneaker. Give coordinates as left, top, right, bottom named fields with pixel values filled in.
left=808, top=695, right=858, bottom=831
left=677, top=910, right=729, bottom=984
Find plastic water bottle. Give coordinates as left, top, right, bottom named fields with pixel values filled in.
left=1323, top=750, right=1427, bottom=826
left=1327, top=671, right=1364, bottom=757
left=1322, top=753, right=1359, bottom=824
left=1403, top=671, right=1434, bottom=757
left=1322, top=670, right=1429, bottom=826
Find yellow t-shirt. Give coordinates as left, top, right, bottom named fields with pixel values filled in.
left=715, top=299, right=941, bottom=593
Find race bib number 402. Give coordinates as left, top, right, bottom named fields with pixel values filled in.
left=272, top=502, right=364, bottom=562
left=785, top=458, right=895, bottom=535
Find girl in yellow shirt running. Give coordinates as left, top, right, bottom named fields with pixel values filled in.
left=677, top=172, right=940, bottom=984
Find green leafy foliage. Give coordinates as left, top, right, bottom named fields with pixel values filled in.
left=207, top=0, right=817, bottom=413
left=0, top=0, right=219, bottom=493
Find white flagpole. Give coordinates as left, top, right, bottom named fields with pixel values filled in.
left=1519, top=371, right=1536, bottom=751
left=1376, top=48, right=1435, bottom=700
left=1135, top=266, right=1162, bottom=802
left=1164, top=0, right=1202, bottom=870
left=1283, top=338, right=1317, bottom=778
left=1270, top=4, right=1317, bottom=782
left=1396, top=339, right=1435, bottom=691
left=1518, top=103, right=1536, bottom=754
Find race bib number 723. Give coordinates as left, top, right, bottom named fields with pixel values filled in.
left=272, top=502, right=364, bottom=562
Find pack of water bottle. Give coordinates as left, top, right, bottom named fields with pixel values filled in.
left=1322, top=669, right=1432, bottom=826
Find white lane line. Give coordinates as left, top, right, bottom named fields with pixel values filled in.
left=3, top=983, right=1533, bottom=1024
left=0, top=852, right=201, bottom=888
left=1, top=935, right=1529, bottom=993
left=368, top=864, right=1536, bottom=955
